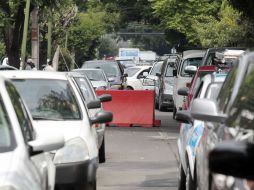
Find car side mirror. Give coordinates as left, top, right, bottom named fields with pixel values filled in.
left=191, top=98, right=227, bottom=122
left=98, top=94, right=112, bottom=102
left=143, top=72, right=148, bottom=77
left=28, top=133, right=64, bottom=154
left=90, top=111, right=113, bottom=124
left=123, top=73, right=128, bottom=77
left=108, top=77, right=115, bottom=82
left=156, top=72, right=161, bottom=77
left=209, top=141, right=254, bottom=180
left=185, top=65, right=197, bottom=75
left=87, top=99, right=101, bottom=109
left=175, top=110, right=193, bottom=124
left=178, top=87, right=189, bottom=96
left=173, top=69, right=177, bottom=77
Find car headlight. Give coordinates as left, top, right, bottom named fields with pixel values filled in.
left=54, top=138, right=89, bottom=164
left=96, top=86, right=107, bottom=90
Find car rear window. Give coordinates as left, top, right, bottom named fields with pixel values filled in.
left=83, top=62, right=121, bottom=77
left=181, top=57, right=203, bottom=77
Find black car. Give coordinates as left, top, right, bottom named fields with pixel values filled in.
left=82, top=60, right=127, bottom=89
left=189, top=52, right=254, bottom=190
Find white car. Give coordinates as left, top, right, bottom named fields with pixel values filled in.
left=0, top=75, right=64, bottom=190
left=1, top=71, right=112, bottom=190
left=72, top=68, right=110, bottom=90
left=68, top=72, right=112, bottom=163
left=125, top=66, right=151, bottom=90
left=173, top=52, right=205, bottom=115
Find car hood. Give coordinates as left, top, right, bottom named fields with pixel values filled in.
left=91, top=81, right=108, bottom=88
left=33, top=120, right=86, bottom=141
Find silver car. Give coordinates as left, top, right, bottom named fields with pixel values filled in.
left=0, top=75, right=64, bottom=190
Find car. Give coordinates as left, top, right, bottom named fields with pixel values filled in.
left=0, top=75, right=64, bottom=190
left=0, top=71, right=113, bottom=190
left=176, top=72, right=227, bottom=190
left=82, top=60, right=127, bottom=89
left=200, top=47, right=245, bottom=66
left=143, top=61, right=164, bottom=105
left=68, top=71, right=112, bottom=163
left=156, top=58, right=176, bottom=111
left=124, top=66, right=151, bottom=90
left=189, top=52, right=254, bottom=190
left=72, top=68, right=110, bottom=90
left=173, top=51, right=205, bottom=117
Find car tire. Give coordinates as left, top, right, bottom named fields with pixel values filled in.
left=186, top=165, right=196, bottom=190
left=173, top=106, right=177, bottom=119
left=126, top=86, right=134, bottom=90
left=99, top=138, right=106, bottom=163
left=158, top=94, right=165, bottom=111
left=178, top=164, right=186, bottom=190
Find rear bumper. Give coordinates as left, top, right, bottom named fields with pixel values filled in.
left=55, top=158, right=98, bottom=185
left=161, top=94, right=174, bottom=108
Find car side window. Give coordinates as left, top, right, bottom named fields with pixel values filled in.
left=217, top=65, right=238, bottom=112
left=5, top=82, right=34, bottom=142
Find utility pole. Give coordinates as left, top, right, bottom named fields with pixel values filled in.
left=47, top=10, right=53, bottom=61
left=21, top=0, right=31, bottom=70
left=31, top=7, right=39, bottom=69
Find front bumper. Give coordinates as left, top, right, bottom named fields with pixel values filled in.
left=55, top=158, right=98, bottom=185
left=161, top=94, right=174, bottom=108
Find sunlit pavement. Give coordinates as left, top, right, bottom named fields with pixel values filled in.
left=97, top=110, right=180, bottom=190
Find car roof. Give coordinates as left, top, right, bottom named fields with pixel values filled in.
left=126, top=66, right=151, bottom=69
left=182, top=52, right=205, bottom=59
left=84, top=60, right=117, bottom=65
left=0, top=71, right=68, bottom=80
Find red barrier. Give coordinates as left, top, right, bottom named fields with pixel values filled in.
left=96, top=90, right=161, bottom=127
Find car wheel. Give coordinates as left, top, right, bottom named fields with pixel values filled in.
left=126, top=86, right=134, bottom=90
left=173, top=106, right=177, bottom=119
left=178, top=164, right=186, bottom=190
left=99, top=138, right=106, bottom=163
left=158, top=94, right=165, bottom=111
left=186, top=165, right=196, bottom=190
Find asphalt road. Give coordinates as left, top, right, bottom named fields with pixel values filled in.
left=97, top=110, right=180, bottom=190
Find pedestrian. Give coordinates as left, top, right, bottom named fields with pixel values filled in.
left=25, top=58, right=37, bottom=70
left=43, top=60, right=55, bottom=71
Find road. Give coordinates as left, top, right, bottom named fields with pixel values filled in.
left=97, top=110, right=180, bottom=190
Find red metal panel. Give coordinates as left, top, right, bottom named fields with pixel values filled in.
left=96, top=90, right=160, bottom=127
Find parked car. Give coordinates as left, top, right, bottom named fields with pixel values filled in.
left=173, top=51, right=205, bottom=117
left=124, top=66, right=151, bottom=90
left=156, top=58, right=176, bottom=111
left=72, top=68, right=110, bottom=90
left=82, top=60, right=127, bottom=89
left=176, top=72, right=227, bottom=190
left=143, top=61, right=164, bottom=105
left=189, top=52, right=254, bottom=190
left=68, top=71, right=112, bottom=163
left=0, top=71, right=113, bottom=190
left=0, top=75, right=64, bottom=190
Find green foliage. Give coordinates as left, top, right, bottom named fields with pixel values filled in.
left=0, top=42, right=6, bottom=58
left=98, top=35, right=118, bottom=58
left=193, top=0, right=244, bottom=47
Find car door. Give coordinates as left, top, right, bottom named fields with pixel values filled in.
left=136, top=67, right=151, bottom=89
left=5, top=82, right=50, bottom=190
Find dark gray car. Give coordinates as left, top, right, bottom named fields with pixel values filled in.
left=82, top=60, right=126, bottom=89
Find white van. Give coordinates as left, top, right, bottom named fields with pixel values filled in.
left=173, top=51, right=205, bottom=118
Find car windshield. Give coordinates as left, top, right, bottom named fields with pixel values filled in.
left=73, top=77, right=95, bottom=102
left=83, top=62, right=120, bottom=77
left=12, top=79, right=81, bottom=120
left=226, top=62, right=254, bottom=129
left=77, top=70, right=106, bottom=81
left=125, top=67, right=141, bottom=77
left=0, top=98, right=15, bottom=153
left=181, top=57, right=203, bottom=77
left=150, top=62, right=163, bottom=76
